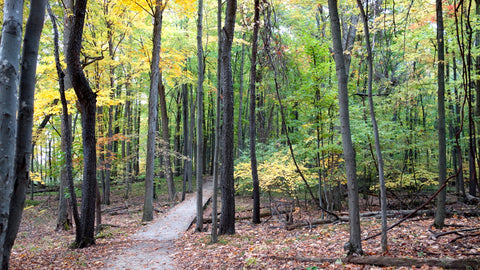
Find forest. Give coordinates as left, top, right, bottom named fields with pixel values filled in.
left=1, top=0, right=480, bottom=269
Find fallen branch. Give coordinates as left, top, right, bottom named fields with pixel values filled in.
left=433, top=227, right=480, bottom=239
left=266, top=255, right=480, bottom=269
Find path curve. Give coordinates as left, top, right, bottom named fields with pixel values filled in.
left=105, top=179, right=213, bottom=270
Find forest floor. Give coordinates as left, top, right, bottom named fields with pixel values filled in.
left=8, top=183, right=480, bottom=269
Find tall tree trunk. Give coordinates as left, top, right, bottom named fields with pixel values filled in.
left=2, top=1, right=46, bottom=268
left=143, top=2, right=164, bottom=222
left=250, top=0, right=261, bottom=225
left=0, top=1, right=23, bottom=266
left=50, top=0, right=81, bottom=247
left=67, top=0, right=98, bottom=248
left=434, top=0, right=447, bottom=229
left=196, top=0, right=205, bottom=232
left=51, top=1, right=73, bottom=230
left=356, top=0, right=388, bottom=252
left=219, top=0, right=237, bottom=236
left=211, top=0, right=223, bottom=243
left=328, top=0, right=363, bottom=255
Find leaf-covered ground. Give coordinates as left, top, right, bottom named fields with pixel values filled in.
left=9, top=191, right=480, bottom=269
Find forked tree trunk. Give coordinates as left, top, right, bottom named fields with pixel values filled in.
left=67, top=0, right=98, bottom=248
left=2, top=1, right=46, bottom=268
left=328, top=0, right=363, bottom=255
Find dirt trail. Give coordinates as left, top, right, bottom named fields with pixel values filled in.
left=105, top=179, right=213, bottom=270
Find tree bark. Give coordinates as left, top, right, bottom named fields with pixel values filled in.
left=0, top=1, right=24, bottom=267
left=219, top=0, right=237, bottom=236
left=249, top=0, right=261, bottom=225
left=211, top=0, right=222, bottom=243
left=434, top=0, right=447, bottom=229
left=328, top=0, right=363, bottom=255
left=67, top=0, right=98, bottom=248
left=143, top=1, right=164, bottom=222
left=2, top=1, right=46, bottom=268
left=46, top=1, right=73, bottom=232
left=356, top=0, right=387, bottom=252
left=196, top=0, right=205, bottom=232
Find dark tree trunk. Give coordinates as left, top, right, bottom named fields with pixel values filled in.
left=211, top=0, right=223, bottom=243
left=434, top=0, right=447, bottom=229
left=196, top=0, right=205, bottom=232
left=249, top=0, right=261, bottom=225
left=219, top=0, right=237, bottom=236
left=328, top=0, right=363, bottom=255
left=2, top=1, right=46, bottom=268
left=67, top=0, right=98, bottom=248
left=182, top=84, right=189, bottom=201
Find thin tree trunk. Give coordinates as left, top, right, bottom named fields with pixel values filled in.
left=182, top=84, right=189, bottom=201
left=250, top=0, right=261, bottom=225
left=196, top=0, right=205, bottom=232
left=237, top=33, right=246, bottom=158
left=211, top=0, right=223, bottom=243
left=356, top=0, right=388, bottom=252
left=50, top=1, right=72, bottom=230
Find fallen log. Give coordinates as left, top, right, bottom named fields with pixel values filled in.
left=266, top=255, right=480, bottom=269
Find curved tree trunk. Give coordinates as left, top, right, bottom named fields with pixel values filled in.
left=356, top=0, right=388, bottom=252
left=67, top=0, right=98, bottom=248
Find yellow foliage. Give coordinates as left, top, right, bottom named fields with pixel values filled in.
left=235, top=153, right=312, bottom=196
left=30, top=172, right=45, bottom=185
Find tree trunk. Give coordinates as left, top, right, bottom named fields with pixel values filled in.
left=328, top=0, right=363, bottom=255
left=143, top=2, right=164, bottom=222
left=219, top=0, right=237, bottom=236
left=434, top=0, right=447, bottom=229
left=182, top=84, right=189, bottom=201
left=236, top=33, right=246, bottom=158
left=46, top=2, right=73, bottom=232
left=0, top=1, right=24, bottom=267
left=159, top=81, right=176, bottom=201
left=249, top=0, right=261, bottom=225
left=196, top=0, right=205, bottom=232
left=2, top=1, right=46, bottom=268
left=67, top=0, right=98, bottom=248
left=211, top=0, right=223, bottom=243
left=356, top=0, right=388, bottom=252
